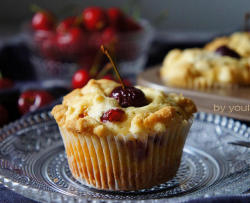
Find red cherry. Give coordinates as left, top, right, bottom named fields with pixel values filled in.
left=110, top=86, right=147, bottom=108
left=107, top=8, right=125, bottom=29
left=82, top=7, right=108, bottom=31
left=0, top=105, right=9, bottom=127
left=101, top=27, right=118, bottom=45
left=88, top=32, right=102, bottom=49
left=34, top=30, right=54, bottom=44
left=122, top=79, right=132, bottom=86
left=122, top=17, right=141, bottom=32
left=56, top=28, right=86, bottom=57
left=72, top=69, right=91, bottom=89
left=100, top=109, right=125, bottom=123
left=102, top=74, right=114, bottom=80
left=77, top=54, right=96, bottom=69
left=18, top=90, right=53, bottom=115
left=31, top=11, right=55, bottom=31
left=0, top=78, right=13, bottom=89
left=40, top=33, right=58, bottom=59
left=56, top=16, right=78, bottom=33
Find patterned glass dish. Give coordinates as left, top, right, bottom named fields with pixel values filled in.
left=0, top=111, right=249, bottom=203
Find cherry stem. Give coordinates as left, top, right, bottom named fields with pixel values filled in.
left=100, top=45, right=125, bottom=89
left=96, top=62, right=113, bottom=79
left=30, top=4, right=43, bottom=13
left=89, top=50, right=103, bottom=77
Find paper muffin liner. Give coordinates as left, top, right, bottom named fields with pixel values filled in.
left=59, top=119, right=192, bottom=191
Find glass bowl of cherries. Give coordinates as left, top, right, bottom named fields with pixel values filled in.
left=26, top=6, right=154, bottom=83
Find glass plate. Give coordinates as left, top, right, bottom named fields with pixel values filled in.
left=0, top=112, right=249, bottom=203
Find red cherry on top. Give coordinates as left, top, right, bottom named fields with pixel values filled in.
left=32, top=11, right=55, bottom=31
left=0, top=105, right=9, bottom=127
left=72, top=69, right=91, bottom=89
left=18, top=90, right=53, bottom=115
left=107, top=8, right=125, bottom=28
left=0, top=78, right=13, bottom=89
left=101, top=109, right=125, bottom=123
left=82, top=7, right=108, bottom=31
left=110, top=86, right=147, bottom=108
left=56, top=16, right=78, bottom=33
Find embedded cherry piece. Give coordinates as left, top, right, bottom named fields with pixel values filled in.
left=215, top=45, right=241, bottom=59
left=101, top=109, right=125, bottom=123
left=110, top=86, right=148, bottom=108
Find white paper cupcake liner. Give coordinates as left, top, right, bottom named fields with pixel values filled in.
left=59, top=119, right=192, bottom=191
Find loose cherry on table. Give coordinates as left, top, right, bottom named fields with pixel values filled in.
left=0, top=105, right=9, bottom=127
left=18, top=90, right=54, bottom=115
left=31, top=11, right=55, bottom=31
left=82, top=7, right=108, bottom=31
left=215, top=45, right=241, bottom=59
left=72, top=69, right=91, bottom=89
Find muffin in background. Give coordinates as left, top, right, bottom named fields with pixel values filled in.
left=205, top=32, right=250, bottom=58
left=160, top=48, right=250, bottom=89
left=51, top=79, right=196, bottom=191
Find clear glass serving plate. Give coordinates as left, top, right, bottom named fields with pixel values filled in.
left=0, top=111, right=249, bottom=203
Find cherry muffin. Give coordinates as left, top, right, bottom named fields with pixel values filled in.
left=51, top=79, right=196, bottom=191
left=160, top=48, right=250, bottom=89
left=205, top=32, right=250, bottom=58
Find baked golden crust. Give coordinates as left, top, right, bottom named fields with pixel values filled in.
left=160, top=48, right=250, bottom=88
left=51, top=79, right=196, bottom=137
left=205, top=32, right=250, bottom=57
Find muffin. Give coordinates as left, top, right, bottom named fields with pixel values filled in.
left=205, top=32, right=250, bottom=58
left=51, top=79, right=196, bottom=191
left=160, top=48, right=250, bottom=89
